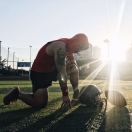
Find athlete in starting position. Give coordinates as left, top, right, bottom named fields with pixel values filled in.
left=3, top=33, right=90, bottom=108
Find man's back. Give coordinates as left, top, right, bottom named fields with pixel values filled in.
left=31, top=41, right=67, bottom=73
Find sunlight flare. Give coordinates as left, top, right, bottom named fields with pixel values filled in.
left=78, top=61, right=106, bottom=97
left=101, top=39, right=128, bottom=63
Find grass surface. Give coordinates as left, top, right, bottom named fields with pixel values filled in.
left=0, top=80, right=132, bottom=132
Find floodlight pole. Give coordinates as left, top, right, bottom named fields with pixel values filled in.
left=90, top=43, right=93, bottom=58
left=7, top=47, right=10, bottom=67
left=29, top=45, right=32, bottom=69
left=29, top=45, right=32, bottom=80
left=13, top=52, right=15, bottom=69
left=0, top=41, right=2, bottom=63
left=104, top=39, right=110, bottom=58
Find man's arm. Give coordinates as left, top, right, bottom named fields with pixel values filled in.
left=66, top=54, right=79, bottom=99
left=54, top=43, right=71, bottom=107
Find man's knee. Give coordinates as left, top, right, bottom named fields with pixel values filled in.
left=32, top=99, right=48, bottom=107
left=32, top=88, right=48, bottom=107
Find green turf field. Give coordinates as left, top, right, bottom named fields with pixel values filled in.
left=0, top=80, right=132, bottom=132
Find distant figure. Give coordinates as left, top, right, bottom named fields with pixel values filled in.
left=3, top=33, right=90, bottom=108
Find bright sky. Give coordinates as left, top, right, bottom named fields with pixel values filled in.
left=0, top=0, right=132, bottom=63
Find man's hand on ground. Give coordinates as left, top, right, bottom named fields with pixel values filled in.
left=73, top=89, right=79, bottom=99
left=61, top=95, right=71, bottom=109
left=71, top=99, right=79, bottom=107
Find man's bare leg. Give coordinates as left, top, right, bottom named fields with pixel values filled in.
left=18, top=88, right=48, bottom=107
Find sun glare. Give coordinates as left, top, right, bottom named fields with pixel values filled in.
left=101, top=40, right=127, bottom=63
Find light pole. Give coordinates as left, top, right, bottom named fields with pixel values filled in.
left=29, top=45, right=32, bottom=80
left=7, top=47, right=10, bottom=67
left=104, top=39, right=110, bottom=58
left=0, top=41, right=2, bottom=63
left=13, top=52, right=15, bottom=69
left=29, top=45, right=32, bottom=69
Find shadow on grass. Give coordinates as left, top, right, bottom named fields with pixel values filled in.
left=19, top=107, right=68, bottom=132
left=99, top=106, right=131, bottom=132
left=20, top=105, right=98, bottom=132
left=0, top=97, right=62, bottom=131
left=0, top=107, right=41, bottom=129
left=50, top=105, right=98, bottom=132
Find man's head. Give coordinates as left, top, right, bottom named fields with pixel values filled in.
left=68, top=33, right=89, bottom=53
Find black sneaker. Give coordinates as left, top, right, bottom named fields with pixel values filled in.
left=3, top=87, right=20, bottom=105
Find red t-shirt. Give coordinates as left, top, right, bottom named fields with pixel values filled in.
left=31, top=40, right=75, bottom=73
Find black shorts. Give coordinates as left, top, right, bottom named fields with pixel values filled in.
left=30, top=70, right=58, bottom=93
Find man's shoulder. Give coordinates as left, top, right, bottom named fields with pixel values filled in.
left=52, top=40, right=66, bottom=47
left=51, top=41, right=66, bottom=53
left=46, top=40, right=66, bottom=56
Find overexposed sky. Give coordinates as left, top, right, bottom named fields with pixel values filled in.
left=0, top=0, right=132, bottom=62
